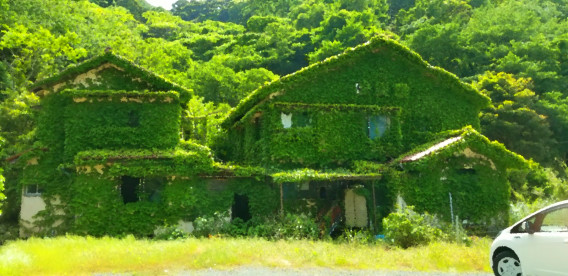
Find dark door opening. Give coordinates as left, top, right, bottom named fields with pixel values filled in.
left=231, top=194, right=251, bottom=222
left=121, top=176, right=140, bottom=204
left=319, top=187, right=327, bottom=199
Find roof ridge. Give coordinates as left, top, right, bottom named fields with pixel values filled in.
left=30, top=52, right=191, bottom=100
left=222, top=34, right=489, bottom=128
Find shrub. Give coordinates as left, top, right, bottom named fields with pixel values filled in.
left=192, top=211, right=231, bottom=237
left=336, top=228, right=376, bottom=244
left=245, top=213, right=319, bottom=240
left=273, top=213, right=319, bottom=240
left=192, top=212, right=320, bottom=240
left=153, top=225, right=189, bottom=240
left=382, top=206, right=445, bottom=248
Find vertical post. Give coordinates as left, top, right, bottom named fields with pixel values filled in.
left=280, top=182, right=284, bottom=216
left=372, top=183, right=377, bottom=232
left=449, top=192, right=454, bottom=225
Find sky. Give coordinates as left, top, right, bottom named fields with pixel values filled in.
left=144, top=0, right=179, bottom=10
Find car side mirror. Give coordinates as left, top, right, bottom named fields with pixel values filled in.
left=523, top=221, right=535, bottom=234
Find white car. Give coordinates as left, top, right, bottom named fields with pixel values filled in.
left=490, top=200, right=568, bottom=276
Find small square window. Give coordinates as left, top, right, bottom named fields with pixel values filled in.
left=24, top=184, right=44, bottom=197
left=368, top=115, right=390, bottom=139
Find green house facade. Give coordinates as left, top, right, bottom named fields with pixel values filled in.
left=19, top=36, right=526, bottom=237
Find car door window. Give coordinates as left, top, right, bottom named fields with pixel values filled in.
left=540, top=207, right=568, bottom=232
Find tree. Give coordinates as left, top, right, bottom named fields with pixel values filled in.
left=537, top=92, right=568, bottom=165
left=0, top=24, right=88, bottom=89
left=458, top=0, right=568, bottom=92
left=182, top=96, right=231, bottom=146
left=475, top=72, right=557, bottom=164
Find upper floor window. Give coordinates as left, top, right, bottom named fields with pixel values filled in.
left=367, top=115, right=390, bottom=139
left=281, top=112, right=312, bottom=129
left=24, top=184, right=44, bottom=197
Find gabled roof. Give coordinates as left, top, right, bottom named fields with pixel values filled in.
left=222, top=35, right=490, bottom=128
left=30, top=52, right=191, bottom=98
left=397, top=127, right=527, bottom=168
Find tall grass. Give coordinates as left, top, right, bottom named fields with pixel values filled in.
left=0, top=236, right=492, bottom=275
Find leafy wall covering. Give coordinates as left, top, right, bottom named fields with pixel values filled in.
left=219, top=36, right=490, bottom=169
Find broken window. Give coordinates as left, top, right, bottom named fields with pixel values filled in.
left=281, top=112, right=312, bottom=128
left=368, top=115, right=390, bottom=139
left=281, top=113, right=292, bottom=128
left=24, top=184, right=44, bottom=197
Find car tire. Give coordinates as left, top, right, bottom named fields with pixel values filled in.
left=493, top=250, right=522, bottom=276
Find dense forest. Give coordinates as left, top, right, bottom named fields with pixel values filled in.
left=1, top=0, right=568, bottom=222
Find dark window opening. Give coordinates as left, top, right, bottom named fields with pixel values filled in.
left=24, top=184, right=44, bottom=197
left=127, top=110, right=140, bottom=127
left=252, top=117, right=261, bottom=141
left=121, top=176, right=140, bottom=204
left=231, top=194, right=252, bottom=222
left=319, top=187, right=327, bottom=199
left=457, top=168, right=476, bottom=175
left=293, top=112, right=312, bottom=127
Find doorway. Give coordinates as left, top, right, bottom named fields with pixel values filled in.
left=231, top=194, right=252, bottom=222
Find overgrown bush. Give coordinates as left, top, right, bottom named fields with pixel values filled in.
left=192, top=211, right=231, bottom=237
left=272, top=213, right=319, bottom=240
left=192, top=212, right=319, bottom=240
left=245, top=213, right=319, bottom=240
left=382, top=206, right=445, bottom=248
left=153, top=225, right=189, bottom=240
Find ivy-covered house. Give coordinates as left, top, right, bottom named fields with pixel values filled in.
left=19, top=35, right=526, bottom=237
left=20, top=53, right=276, bottom=237
left=216, top=35, right=526, bottom=231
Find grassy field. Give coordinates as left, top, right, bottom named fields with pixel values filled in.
left=0, top=235, right=492, bottom=275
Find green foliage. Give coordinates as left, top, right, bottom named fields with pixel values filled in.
left=263, top=213, right=319, bottom=240
left=3, top=0, right=568, bottom=239
left=475, top=72, right=557, bottom=164
left=271, top=168, right=380, bottom=184
left=55, top=175, right=277, bottom=237
left=60, top=90, right=181, bottom=161
left=0, top=24, right=88, bottom=89
left=382, top=206, right=445, bottom=248
left=191, top=212, right=320, bottom=240
left=0, top=168, right=5, bottom=214
left=221, top=35, right=487, bottom=169
left=192, top=211, right=232, bottom=237
left=153, top=225, right=189, bottom=240
left=336, top=228, right=377, bottom=244
left=390, top=127, right=525, bottom=229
